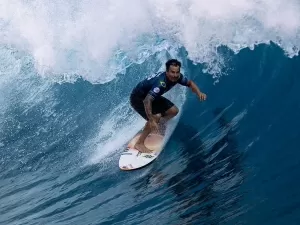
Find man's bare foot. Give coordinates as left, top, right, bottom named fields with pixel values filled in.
left=134, top=143, right=153, bottom=153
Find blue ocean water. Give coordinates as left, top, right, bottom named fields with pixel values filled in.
left=1, top=1, right=300, bottom=225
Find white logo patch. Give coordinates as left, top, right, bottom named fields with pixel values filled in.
left=153, top=87, right=160, bottom=93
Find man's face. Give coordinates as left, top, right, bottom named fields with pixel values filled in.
left=166, top=65, right=180, bottom=82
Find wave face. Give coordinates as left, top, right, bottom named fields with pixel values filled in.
left=1, top=1, right=300, bottom=224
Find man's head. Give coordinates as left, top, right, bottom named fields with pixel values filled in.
left=165, top=59, right=181, bottom=82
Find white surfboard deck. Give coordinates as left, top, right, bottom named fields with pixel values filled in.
left=119, top=132, right=165, bottom=171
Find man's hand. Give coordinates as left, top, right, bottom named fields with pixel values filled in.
left=188, top=80, right=207, bottom=101
left=198, top=92, right=207, bottom=101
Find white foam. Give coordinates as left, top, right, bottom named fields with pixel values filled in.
left=0, top=0, right=299, bottom=83
left=86, top=100, right=144, bottom=165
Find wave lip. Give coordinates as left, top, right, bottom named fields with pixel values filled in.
left=0, top=0, right=299, bottom=82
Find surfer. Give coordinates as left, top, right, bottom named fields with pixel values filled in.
left=130, top=59, right=207, bottom=153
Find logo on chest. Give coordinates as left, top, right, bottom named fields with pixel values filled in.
left=160, top=81, right=166, bottom=87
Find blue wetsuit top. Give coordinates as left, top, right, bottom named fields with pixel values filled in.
left=132, top=72, right=190, bottom=100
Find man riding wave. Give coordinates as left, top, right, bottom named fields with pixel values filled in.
left=130, top=59, right=207, bottom=153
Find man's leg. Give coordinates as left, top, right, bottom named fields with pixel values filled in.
left=134, top=105, right=177, bottom=153
left=134, top=114, right=161, bottom=153
left=130, top=92, right=163, bottom=153
left=158, top=106, right=179, bottom=134
left=130, top=94, right=178, bottom=153
left=161, top=105, right=178, bottom=120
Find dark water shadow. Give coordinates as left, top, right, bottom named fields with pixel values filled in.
left=104, top=107, right=245, bottom=225
left=165, top=107, right=244, bottom=224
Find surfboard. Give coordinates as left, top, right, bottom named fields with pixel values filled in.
left=119, top=131, right=165, bottom=171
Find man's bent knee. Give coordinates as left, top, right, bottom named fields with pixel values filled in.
left=165, top=106, right=179, bottom=118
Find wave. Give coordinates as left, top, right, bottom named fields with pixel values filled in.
left=0, top=0, right=299, bottom=83
left=1, top=2, right=300, bottom=224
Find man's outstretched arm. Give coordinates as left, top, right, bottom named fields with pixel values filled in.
left=177, top=74, right=207, bottom=101
left=187, top=80, right=207, bottom=101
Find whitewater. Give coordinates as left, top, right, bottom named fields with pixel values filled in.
left=1, top=0, right=300, bottom=224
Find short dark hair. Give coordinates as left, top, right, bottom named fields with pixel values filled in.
left=165, top=59, right=181, bottom=71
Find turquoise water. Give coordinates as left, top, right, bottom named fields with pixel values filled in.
left=1, top=1, right=300, bottom=224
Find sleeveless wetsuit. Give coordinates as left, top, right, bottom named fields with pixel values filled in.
left=130, top=71, right=189, bottom=120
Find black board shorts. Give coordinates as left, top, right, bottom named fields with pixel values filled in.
left=130, top=91, right=174, bottom=121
